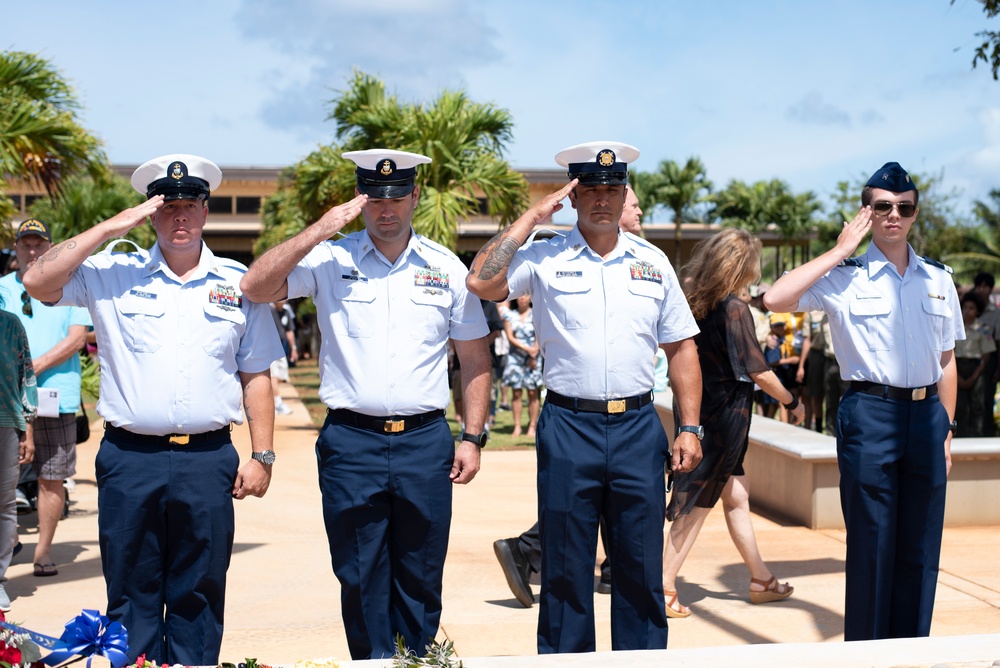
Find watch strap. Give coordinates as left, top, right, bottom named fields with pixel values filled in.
left=461, top=431, right=488, bottom=448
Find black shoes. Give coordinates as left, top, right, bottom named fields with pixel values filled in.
left=493, top=538, right=534, bottom=607
left=597, top=569, right=611, bottom=594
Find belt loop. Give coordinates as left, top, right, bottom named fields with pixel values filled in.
left=882, top=385, right=889, bottom=400
left=572, top=397, right=579, bottom=414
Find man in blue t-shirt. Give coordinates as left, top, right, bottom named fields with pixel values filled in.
left=0, top=219, right=91, bottom=578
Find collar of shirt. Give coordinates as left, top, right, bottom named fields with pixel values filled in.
left=353, top=227, right=434, bottom=269
left=565, top=224, right=640, bottom=263
left=864, top=242, right=924, bottom=281
left=143, top=242, right=227, bottom=283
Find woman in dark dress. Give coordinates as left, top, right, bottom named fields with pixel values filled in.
left=661, top=229, right=803, bottom=618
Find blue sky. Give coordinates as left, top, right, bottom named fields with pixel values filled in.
left=3, top=0, right=999, bottom=220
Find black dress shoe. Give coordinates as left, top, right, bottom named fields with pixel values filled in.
left=597, top=569, right=611, bottom=594
left=493, top=538, right=534, bottom=607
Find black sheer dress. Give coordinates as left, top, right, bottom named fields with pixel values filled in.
left=667, top=295, right=771, bottom=520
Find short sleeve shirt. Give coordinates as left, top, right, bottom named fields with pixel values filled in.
left=286, top=229, right=487, bottom=415
left=505, top=226, right=698, bottom=399
left=58, top=242, right=283, bottom=435
left=798, top=243, right=964, bottom=387
left=0, top=271, right=92, bottom=413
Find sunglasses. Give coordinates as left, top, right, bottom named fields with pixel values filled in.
left=21, top=291, right=32, bottom=317
left=872, top=201, right=916, bottom=218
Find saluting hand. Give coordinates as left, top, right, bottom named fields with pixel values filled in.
left=315, top=194, right=368, bottom=237
left=835, top=206, right=873, bottom=260
left=526, top=179, right=578, bottom=227
left=102, top=196, right=165, bottom=238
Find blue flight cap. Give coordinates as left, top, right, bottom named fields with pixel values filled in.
left=865, top=162, right=915, bottom=193
left=131, top=154, right=222, bottom=201
left=343, top=149, right=432, bottom=199
left=555, top=141, right=639, bottom=186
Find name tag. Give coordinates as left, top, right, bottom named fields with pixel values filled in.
left=129, top=289, right=156, bottom=300
left=556, top=270, right=583, bottom=278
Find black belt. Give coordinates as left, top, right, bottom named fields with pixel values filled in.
left=545, top=390, right=653, bottom=414
left=850, top=381, right=938, bottom=401
left=104, top=424, right=231, bottom=447
left=326, top=408, right=446, bottom=434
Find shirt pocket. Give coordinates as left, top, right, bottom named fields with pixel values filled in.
left=921, top=298, right=951, bottom=353
left=201, top=303, right=246, bottom=359
left=115, top=296, right=165, bottom=353
left=409, top=287, right=453, bottom=342
left=626, top=278, right=663, bottom=334
left=332, top=279, right=376, bottom=338
left=549, top=272, right=592, bottom=330
left=849, top=296, right=893, bottom=351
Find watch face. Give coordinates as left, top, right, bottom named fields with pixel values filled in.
left=254, top=450, right=276, bottom=465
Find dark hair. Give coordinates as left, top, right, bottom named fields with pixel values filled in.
left=961, top=291, right=986, bottom=317
left=861, top=185, right=920, bottom=208
left=973, top=272, right=995, bottom=289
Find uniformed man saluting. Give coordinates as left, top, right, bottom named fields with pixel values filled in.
left=240, top=149, right=491, bottom=660
left=467, top=142, right=703, bottom=654
left=765, top=162, right=963, bottom=641
left=23, top=154, right=284, bottom=665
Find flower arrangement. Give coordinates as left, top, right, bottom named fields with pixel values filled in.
left=0, top=609, right=127, bottom=668
left=0, top=611, right=45, bottom=668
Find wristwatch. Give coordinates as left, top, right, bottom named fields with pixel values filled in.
left=461, top=431, right=488, bottom=449
left=949, top=420, right=958, bottom=435
left=251, top=450, right=277, bottom=465
left=678, top=425, right=705, bottom=441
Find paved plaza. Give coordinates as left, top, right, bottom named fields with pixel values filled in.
left=5, top=384, right=1000, bottom=666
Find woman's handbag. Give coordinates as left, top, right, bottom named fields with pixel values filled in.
left=76, top=402, right=90, bottom=444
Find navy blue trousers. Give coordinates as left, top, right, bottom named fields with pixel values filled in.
left=536, top=402, right=669, bottom=653
left=96, top=432, right=238, bottom=665
left=836, top=389, right=949, bottom=640
left=317, top=415, right=454, bottom=660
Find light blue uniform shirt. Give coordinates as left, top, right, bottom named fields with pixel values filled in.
left=57, top=242, right=283, bottom=435
left=287, top=228, right=488, bottom=416
left=799, top=243, right=964, bottom=388
left=0, top=271, right=91, bottom=413
left=506, top=226, right=698, bottom=400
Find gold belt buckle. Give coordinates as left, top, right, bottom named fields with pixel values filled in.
left=168, top=434, right=190, bottom=446
left=384, top=420, right=405, bottom=433
left=911, top=387, right=927, bottom=401
left=607, top=399, right=626, bottom=414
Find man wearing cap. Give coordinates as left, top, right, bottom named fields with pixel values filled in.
left=765, top=162, right=962, bottom=641
left=0, top=218, right=91, bottom=579
left=467, top=142, right=703, bottom=653
left=240, top=149, right=491, bottom=660
left=23, top=154, right=283, bottom=664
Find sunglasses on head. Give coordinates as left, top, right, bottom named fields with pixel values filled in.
left=20, top=291, right=32, bottom=317
left=872, top=201, right=916, bottom=218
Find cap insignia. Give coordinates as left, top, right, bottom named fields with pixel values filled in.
left=380, top=160, right=394, bottom=176
left=171, top=163, right=185, bottom=180
left=597, top=150, right=616, bottom=167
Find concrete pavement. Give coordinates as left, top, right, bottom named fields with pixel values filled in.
left=5, top=383, right=1000, bottom=666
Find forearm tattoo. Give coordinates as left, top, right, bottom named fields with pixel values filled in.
left=34, top=240, right=77, bottom=275
left=477, top=235, right=521, bottom=281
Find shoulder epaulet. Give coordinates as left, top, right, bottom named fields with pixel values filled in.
left=920, top=256, right=954, bottom=275
left=837, top=257, right=864, bottom=268
left=214, top=256, right=248, bottom=273
left=627, top=233, right=667, bottom=258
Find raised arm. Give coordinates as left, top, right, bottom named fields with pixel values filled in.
left=241, top=195, right=367, bottom=303
left=765, top=206, right=873, bottom=313
left=23, top=197, right=165, bottom=303
left=466, top=180, right=578, bottom=302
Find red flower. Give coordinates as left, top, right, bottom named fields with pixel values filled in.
left=0, top=642, right=22, bottom=665
left=133, top=654, right=147, bottom=667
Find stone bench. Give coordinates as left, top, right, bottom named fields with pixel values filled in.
left=654, top=390, right=1000, bottom=529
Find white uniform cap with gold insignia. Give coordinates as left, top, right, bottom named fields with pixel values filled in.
left=343, top=149, right=431, bottom=199
left=130, top=154, right=223, bottom=201
left=555, top=141, right=639, bottom=186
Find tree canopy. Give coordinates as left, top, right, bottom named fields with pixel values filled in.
left=0, top=50, right=108, bottom=243
left=956, top=0, right=1000, bottom=79
left=256, top=71, right=528, bottom=254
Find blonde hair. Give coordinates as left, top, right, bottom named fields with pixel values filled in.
left=683, top=228, right=762, bottom=320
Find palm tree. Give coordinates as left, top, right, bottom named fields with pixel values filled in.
left=0, top=50, right=108, bottom=243
left=641, top=158, right=712, bottom=269
left=257, top=71, right=528, bottom=253
left=946, top=189, right=1000, bottom=276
